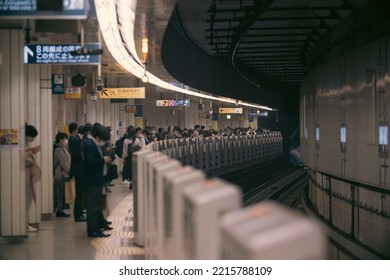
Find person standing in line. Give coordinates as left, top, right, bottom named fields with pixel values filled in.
left=83, top=125, right=113, bottom=238
left=135, top=127, right=146, bottom=147
left=53, top=132, right=71, bottom=218
left=122, top=127, right=136, bottom=188
left=25, top=124, right=41, bottom=232
left=68, top=123, right=86, bottom=222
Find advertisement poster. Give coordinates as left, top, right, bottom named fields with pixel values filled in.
left=0, top=128, right=19, bottom=148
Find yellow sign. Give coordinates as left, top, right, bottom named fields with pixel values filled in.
left=218, top=107, right=243, bottom=114
left=0, top=128, right=19, bottom=145
left=99, top=87, right=145, bottom=99
left=125, top=105, right=137, bottom=113
left=156, top=99, right=168, bottom=107
left=65, top=87, right=82, bottom=99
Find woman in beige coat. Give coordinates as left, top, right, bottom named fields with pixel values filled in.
left=25, top=124, right=41, bottom=232
left=53, top=132, right=71, bottom=218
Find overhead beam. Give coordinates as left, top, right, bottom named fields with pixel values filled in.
left=207, top=4, right=353, bottom=14
left=206, top=32, right=311, bottom=39
left=206, top=25, right=329, bottom=32
left=207, top=15, right=340, bottom=23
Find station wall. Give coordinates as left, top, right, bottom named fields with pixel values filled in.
left=301, top=35, right=390, bottom=258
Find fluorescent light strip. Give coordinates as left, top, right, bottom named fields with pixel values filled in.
left=94, top=0, right=274, bottom=111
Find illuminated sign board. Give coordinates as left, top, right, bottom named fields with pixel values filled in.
left=0, top=0, right=88, bottom=19
left=379, top=125, right=388, bottom=145
left=316, top=127, right=320, bottom=142
left=219, top=108, right=243, bottom=114
left=99, top=87, right=145, bottom=99
left=340, top=127, right=347, bottom=143
left=156, top=99, right=190, bottom=107
left=249, top=112, right=268, bottom=117
left=24, top=43, right=100, bottom=64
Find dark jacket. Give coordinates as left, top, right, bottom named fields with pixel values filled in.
left=69, top=134, right=83, bottom=178
left=82, top=137, right=105, bottom=188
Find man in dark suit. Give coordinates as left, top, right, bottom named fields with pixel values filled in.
left=83, top=125, right=113, bottom=238
left=68, top=123, right=86, bottom=222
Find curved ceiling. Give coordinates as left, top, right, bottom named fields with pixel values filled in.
left=160, top=0, right=380, bottom=111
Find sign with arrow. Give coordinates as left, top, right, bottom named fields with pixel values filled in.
left=156, top=99, right=190, bottom=107
left=99, top=87, right=145, bottom=99
left=218, top=107, right=243, bottom=114
left=24, top=43, right=101, bottom=65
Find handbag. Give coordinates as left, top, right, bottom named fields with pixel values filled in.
left=65, top=178, right=76, bottom=203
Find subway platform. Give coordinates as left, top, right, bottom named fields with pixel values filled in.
left=0, top=182, right=139, bottom=260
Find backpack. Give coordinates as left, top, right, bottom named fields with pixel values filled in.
left=127, top=140, right=141, bottom=157
left=53, top=144, right=64, bottom=176
left=115, top=136, right=125, bottom=158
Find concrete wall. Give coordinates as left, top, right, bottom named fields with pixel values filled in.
left=302, top=35, right=390, bottom=258
left=301, top=37, right=390, bottom=188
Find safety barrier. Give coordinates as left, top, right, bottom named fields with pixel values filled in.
left=153, top=132, right=283, bottom=172
left=132, top=133, right=326, bottom=259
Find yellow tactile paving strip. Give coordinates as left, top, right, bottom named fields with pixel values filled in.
left=91, top=193, right=145, bottom=259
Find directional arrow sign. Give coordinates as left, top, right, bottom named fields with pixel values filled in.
left=219, top=107, right=243, bottom=114
left=24, top=46, right=34, bottom=63
left=99, top=87, right=145, bottom=99
left=24, top=43, right=101, bottom=64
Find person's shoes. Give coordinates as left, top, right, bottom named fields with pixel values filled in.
left=105, top=188, right=112, bottom=193
left=122, top=179, right=130, bottom=186
left=26, top=225, right=38, bottom=232
left=74, top=216, right=87, bottom=222
left=56, top=211, right=71, bottom=218
left=129, top=181, right=133, bottom=190
left=88, top=231, right=110, bottom=238
left=101, top=225, right=113, bottom=231
left=109, top=183, right=115, bottom=186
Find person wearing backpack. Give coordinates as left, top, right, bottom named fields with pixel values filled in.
left=122, top=127, right=136, bottom=187
left=115, top=125, right=134, bottom=159
left=53, top=132, right=71, bottom=218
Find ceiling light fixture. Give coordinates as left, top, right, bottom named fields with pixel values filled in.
left=141, top=74, right=149, bottom=83
left=94, top=0, right=274, bottom=111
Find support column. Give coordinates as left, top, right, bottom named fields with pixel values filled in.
left=86, top=94, right=97, bottom=124
left=0, top=30, right=26, bottom=238
left=26, top=63, right=54, bottom=222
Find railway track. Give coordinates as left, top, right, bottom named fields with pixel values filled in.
left=242, top=167, right=307, bottom=207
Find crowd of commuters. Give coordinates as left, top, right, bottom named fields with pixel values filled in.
left=24, top=122, right=267, bottom=237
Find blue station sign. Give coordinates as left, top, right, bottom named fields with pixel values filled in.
left=24, top=43, right=101, bottom=65
left=249, top=112, right=268, bottom=117
left=0, top=0, right=88, bottom=19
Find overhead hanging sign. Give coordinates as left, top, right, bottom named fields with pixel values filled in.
left=24, top=43, right=101, bottom=65
left=99, top=87, right=145, bottom=99
left=65, top=87, right=82, bottom=99
left=0, top=0, right=88, bottom=19
left=249, top=112, right=268, bottom=117
left=218, top=107, right=243, bottom=114
left=156, top=99, right=190, bottom=107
